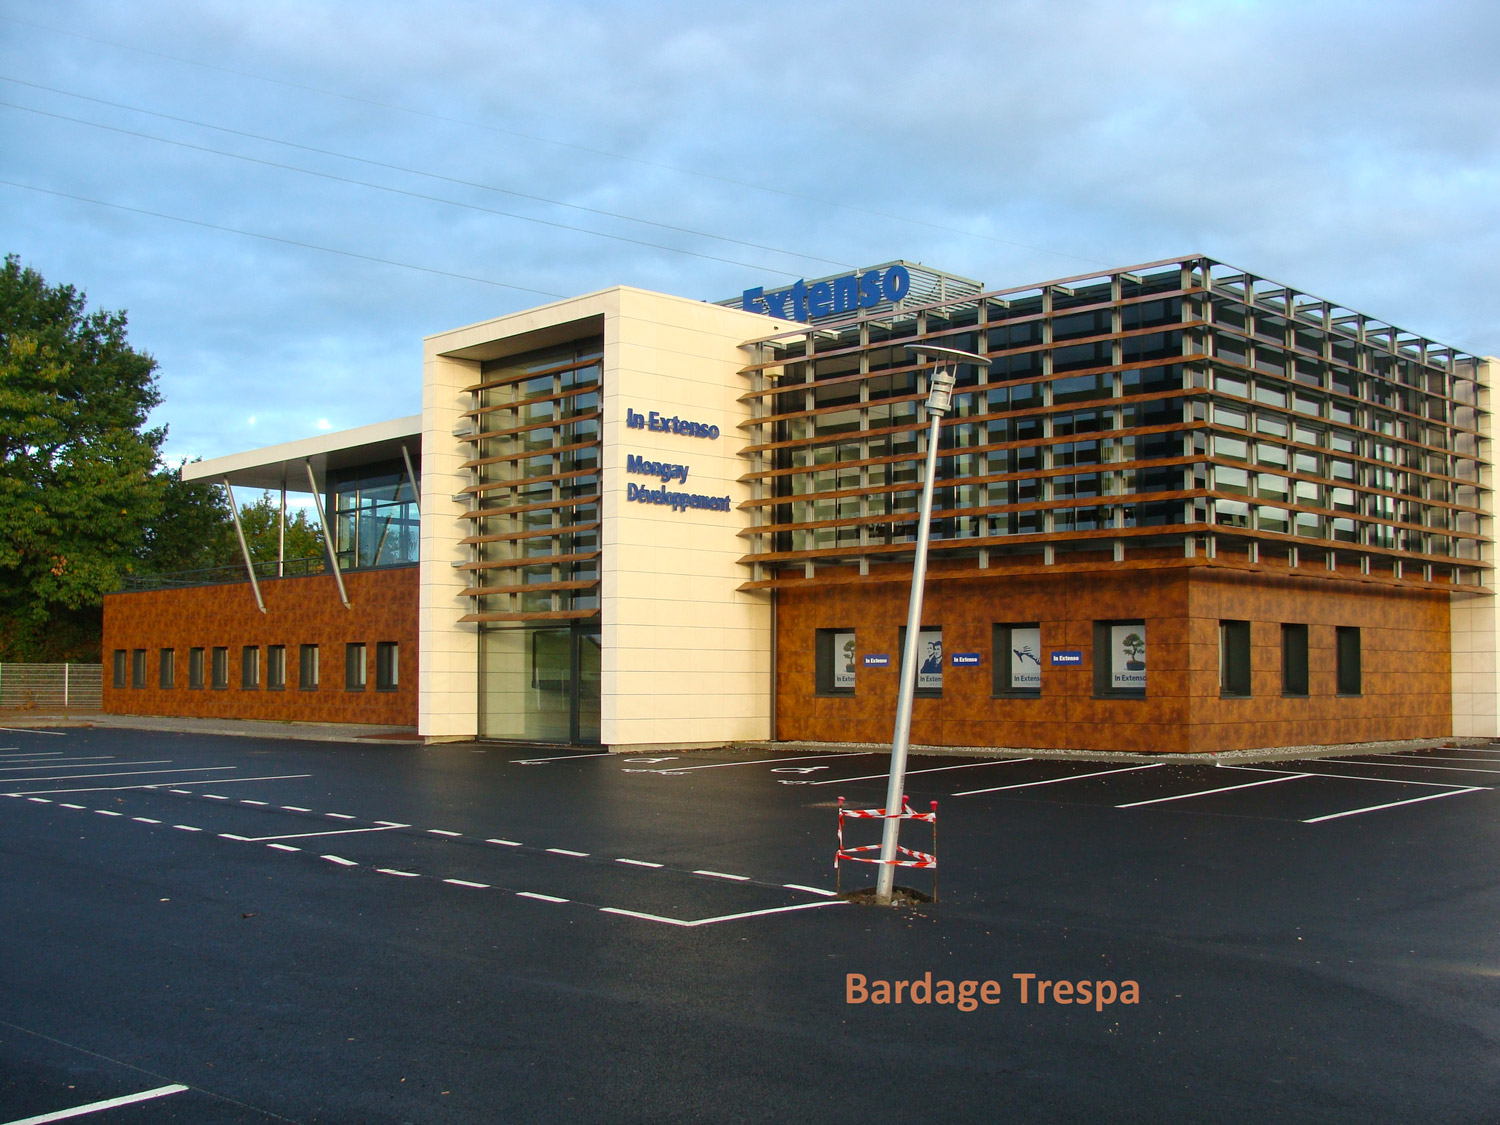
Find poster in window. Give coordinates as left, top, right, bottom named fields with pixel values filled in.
left=832, top=631, right=856, bottom=691
left=917, top=629, right=943, bottom=691
left=1010, top=626, right=1042, bottom=689
left=1111, top=624, right=1147, bottom=690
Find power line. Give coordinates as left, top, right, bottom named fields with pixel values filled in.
left=0, top=99, right=808, bottom=277
left=0, top=12, right=1106, bottom=267
left=0, top=177, right=566, bottom=298
left=0, top=74, right=854, bottom=274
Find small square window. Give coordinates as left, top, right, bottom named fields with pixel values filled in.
left=267, top=645, right=286, bottom=691
left=159, top=649, right=175, bottom=690
left=299, top=644, right=320, bottom=690
left=189, top=647, right=205, bottom=690
left=1281, top=624, right=1308, bottom=696
left=898, top=626, right=943, bottom=695
left=1219, top=621, right=1251, bottom=697
left=346, top=643, right=367, bottom=691
left=241, top=646, right=260, bottom=690
left=112, top=650, right=127, bottom=689
left=814, top=629, right=856, bottom=695
left=376, top=641, right=399, bottom=692
left=993, top=624, right=1042, bottom=696
left=211, top=646, right=229, bottom=690
left=1093, top=620, right=1147, bottom=697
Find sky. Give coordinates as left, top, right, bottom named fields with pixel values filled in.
left=4, top=0, right=1499, bottom=467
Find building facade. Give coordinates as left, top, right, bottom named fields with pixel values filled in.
left=103, top=255, right=1498, bottom=752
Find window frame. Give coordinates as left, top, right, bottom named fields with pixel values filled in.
left=1281, top=624, right=1309, bottom=696
left=159, top=648, right=175, bottom=690
left=375, top=641, right=399, bottom=692
left=897, top=625, right=944, bottom=697
left=1219, top=620, right=1252, bottom=698
left=241, top=646, right=260, bottom=690
left=112, top=650, right=127, bottom=689
left=131, top=649, right=147, bottom=690
left=267, top=645, right=286, bottom=691
left=189, top=647, right=205, bottom=690
left=992, top=623, right=1042, bottom=697
left=814, top=628, right=857, bottom=696
left=299, top=644, right=320, bottom=691
left=345, top=643, right=367, bottom=692
left=1336, top=626, right=1362, bottom=696
left=1093, top=620, right=1147, bottom=698
left=211, top=646, right=229, bottom=690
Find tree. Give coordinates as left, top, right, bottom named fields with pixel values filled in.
left=0, top=254, right=165, bottom=661
left=227, top=491, right=325, bottom=564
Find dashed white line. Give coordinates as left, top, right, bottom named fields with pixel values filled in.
left=784, top=884, right=838, bottom=897
left=793, top=758, right=1033, bottom=786
left=169, top=789, right=191, bottom=794
left=615, top=858, right=663, bottom=868
left=58, top=803, right=84, bottom=809
left=429, top=829, right=462, bottom=837
left=172, top=825, right=202, bottom=832
left=241, top=800, right=268, bottom=805
left=321, top=855, right=357, bottom=866
left=281, top=805, right=312, bottom=812
left=444, top=878, right=489, bottom=889
left=219, top=833, right=249, bottom=841
left=486, top=838, right=522, bottom=847
left=694, top=870, right=750, bottom=882
left=376, top=868, right=420, bottom=878
left=375, top=820, right=407, bottom=826
left=516, top=891, right=569, bottom=903
left=94, top=809, right=122, bottom=816
left=547, top=848, right=588, bottom=857
left=326, top=812, right=356, bottom=819
left=687, top=901, right=847, bottom=926
left=267, top=843, right=301, bottom=852
left=27, top=797, right=50, bottom=803
left=203, top=794, right=228, bottom=800
left=132, top=817, right=160, bottom=824
left=598, top=907, right=691, bottom=926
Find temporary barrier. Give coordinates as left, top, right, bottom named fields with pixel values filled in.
left=835, top=794, right=938, bottom=900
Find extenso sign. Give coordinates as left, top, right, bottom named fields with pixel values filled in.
left=741, top=264, right=912, bottom=323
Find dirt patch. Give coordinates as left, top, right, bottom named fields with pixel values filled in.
left=839, top=886, right=934, bottom=906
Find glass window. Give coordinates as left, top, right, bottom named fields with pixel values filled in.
left=376, top=642, right=399, bottom=692
left=1336, top=627, right=1361, bottom=696
left=329, top=461, right=421, bottom=571
left=993, top=624, right=1042, bottom=696
left=898, top=626, right=944, bottom=695
left=159, top=649, right=175, bottom=690
left=815, top=629, right=857, bottom=695
left=346, top=643, right=367, bottom=692
left=1219, top=621, right=1251, bottom=697
left=112, top=649, right=127, bottom=689
left=189, top=647, right=205, bottom=690
left=299, top=644, right=319, bottom=691
left=241, top=646, right=260, bottom=690
left=267, top=645, right=286, bottom=691
left=211, top=647, right=229, bottom=690
left=130, top=649, right=146, bottom=689
left=1282, top=624, right=1309, bottom=696
left=1093, top=621, right=1146, bottom=696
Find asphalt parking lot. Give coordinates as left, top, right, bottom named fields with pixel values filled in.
left=2, top=726, right=1498, bottom=1122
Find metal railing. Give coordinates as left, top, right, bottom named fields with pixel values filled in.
left=0, top=663, right=103, bottom=710
left=121, top=555, right=328, bottom=592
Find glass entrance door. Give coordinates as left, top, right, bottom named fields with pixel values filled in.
left=480, top=624, right=601, bottom=745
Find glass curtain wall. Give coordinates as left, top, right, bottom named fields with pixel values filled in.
left=330, top=462, right=420, bottom=570
left=461, top=338, right=603, bottom=743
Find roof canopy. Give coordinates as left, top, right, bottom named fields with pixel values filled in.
left=181, top=415, right=422, bottom=492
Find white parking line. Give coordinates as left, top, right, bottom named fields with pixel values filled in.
left=1303, top=788, right=1484, bottom=823
left=58, top=803, right=84, bottom=810
left=517, top=891, right=568, bottom=902
left=172, top=825, right=202, bottom=832
left=1392, top=753, right=1500, bottom=764
left=1220, top=764, right=1490, bottom=789
left=954, top=763, right=1163, bottom=796
left=512, top=752, right=611, bottom=764
left=241, top=825, right=407, bottom=842
left=0, top=767, right=236, bottom=784
left=1325, top=758, right=1500, bottom=776
left=650, top=753, right=875, bottom=775
left=694, top=870, right=750, bottom=881
left=322, top=855, right=357, bottom=866
left=429, top=829, right=461, bottom=837
left=486, top=838, right=523, bottom=847
left=546, top=848, right=588, bottom=857
left=281, top=805, right=312, bottom=812
left=327, top=813, right=356, bottom=819
left=615, top=858, right=663, bottom=868
left=792, top=758, right=1034, bottom=787
left=0, top=726, right=66, bottom=735
left=0, top=759, right=171, bottom=774
left=267, top=843, right=300, bottom=852
left=376, top=868, right=420, bottom=878
left=1118, top=773, right=1312, bottom=808
left=94, top=809, right=122, bottom=816
left=5, top=1082, right=189, bottom=1123
left=784, top=884, right=838, bottom=897
left=132, top=817, right=160, bottom=824
left=444, top=879, right=489, bottom=889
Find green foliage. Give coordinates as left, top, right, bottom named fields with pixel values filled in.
left=0, top=254, right=164, bottom=660
left=229, top=492, right=325, bottom=564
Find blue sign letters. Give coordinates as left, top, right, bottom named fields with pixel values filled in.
left=742, top=265, right=912, bottom=323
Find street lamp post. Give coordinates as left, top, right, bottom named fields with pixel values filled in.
left=875, top=344, right=988, bottom=905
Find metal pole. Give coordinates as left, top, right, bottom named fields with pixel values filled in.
left=875, top=345, right=986, bottom=905
left=278, top=473, right=286, bottom=578
left=225, top=479, right=267, bottom=614
left=874, top=405, right=944, bottom=903
left=304, top=461, right=351, bottom=609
